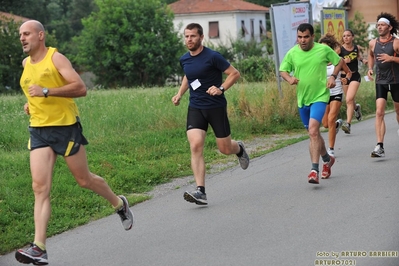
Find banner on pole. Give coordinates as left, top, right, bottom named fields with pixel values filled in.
left=270, top=1, right=312, bottom=96
left=320, top=8, right=347, bottom=38
left=271, top=1, right=311, bottom=66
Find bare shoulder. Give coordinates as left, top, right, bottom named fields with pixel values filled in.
left=393, top=37, right=399, bottom=51
left=22, top=57, right=28, bottom=67
left=51, top=51, right=82, bottom=83
left=368, top=39, right=377, bottom=50
left=52, top=51, right=73, bottom=69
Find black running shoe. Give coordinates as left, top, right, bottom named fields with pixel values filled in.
left=237, top=141, right=250, bottom=170
left=184, top=188, right=207, bottom=205
left=116, top=195, right=134, bottom=230
left=354, top=104, right=362, bottom=121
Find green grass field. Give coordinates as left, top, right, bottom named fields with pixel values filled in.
left=0, top=80, right=385, bottom=254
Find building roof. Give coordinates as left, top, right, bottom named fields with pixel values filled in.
left=0, top=11, right=29, bottom=22
left=169, top=0, right=269, bottom=14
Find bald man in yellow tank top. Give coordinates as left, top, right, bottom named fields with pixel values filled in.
left=21, top=46, right=79, bottom=127
left=15, top=20, right=134, bottom=265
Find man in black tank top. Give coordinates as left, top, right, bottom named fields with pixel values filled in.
left=367, top=12, right=399, bottom=158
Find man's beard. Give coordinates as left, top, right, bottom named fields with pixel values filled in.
left=187, top=41, right=201, bottom=51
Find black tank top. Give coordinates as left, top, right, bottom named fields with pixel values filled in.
left=374, top=37, right=399, bottom=84
left=340, top=45, right=360, bottom=72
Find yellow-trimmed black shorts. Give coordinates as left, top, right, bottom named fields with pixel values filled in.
left=28, top=122, right=88, bottom=157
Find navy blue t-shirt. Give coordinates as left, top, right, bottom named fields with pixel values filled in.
left=180, top=46, right=230, bottom=109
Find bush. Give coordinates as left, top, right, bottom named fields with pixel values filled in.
left=233, top=56, right=276, bottom=82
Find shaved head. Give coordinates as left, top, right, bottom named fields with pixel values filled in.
left=19, top=20, right=46, bottom=56
left=20, top=20, right=45, bottom=33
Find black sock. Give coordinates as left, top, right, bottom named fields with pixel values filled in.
left=236, top=145, right=243, bottom=157
left=321, top=153, right=330, bottom=163
left=311, top=163, right=319, bottom=172
left=197, top=186, right=205, bottom=194
left=377, top=142, right=384, bottom=149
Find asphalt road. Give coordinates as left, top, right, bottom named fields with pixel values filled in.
left=1, top=113, right=399, bottom=266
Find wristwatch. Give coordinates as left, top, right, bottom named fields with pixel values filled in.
left=42, top=88, right=49, bottom=98
left=219, top=86, right=225, bottom=93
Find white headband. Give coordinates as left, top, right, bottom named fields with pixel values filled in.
left=378, top=17, right=390, bottom=25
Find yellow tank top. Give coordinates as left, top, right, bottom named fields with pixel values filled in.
left=20, top=47, right=79, bottom=126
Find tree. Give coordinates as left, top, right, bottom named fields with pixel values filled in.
left=0, top=17, right=26, bottom=92
left=74, top=0, right=184, bottom=87
left=2, top=0, right=96, bottom=59
left=348, top=11, right=369, bottom=51
left=245, top=0, right=287, bottom=7
left=45, top=0, right=96, bottom=55
left=161, top=0, right=286, bottom=7
left=0, top=1, right=24, bottom=13
left=13, top=0, right=52, bottom=28
left=0, top=14, right=58, bottom=93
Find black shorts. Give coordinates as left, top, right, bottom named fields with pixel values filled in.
left=328, top=93, right=343, bottom=103
left=28, top=122, right=89, bottom=157
left=376, top=83, right=399, bottom=102
left=186, top=106, right=231, bottom=138
left=341, top=71, right=361, bottom=83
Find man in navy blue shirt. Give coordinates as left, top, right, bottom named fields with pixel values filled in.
left=172, top=23, right=249, bottom=205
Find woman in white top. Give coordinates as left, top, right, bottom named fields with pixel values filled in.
left=319, top=34, right=352, bottom=157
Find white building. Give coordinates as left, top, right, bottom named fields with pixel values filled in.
left=168, top=0, right=269, bottom=47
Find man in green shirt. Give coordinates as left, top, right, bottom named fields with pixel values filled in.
left=279, top=23, right=344, bottom=184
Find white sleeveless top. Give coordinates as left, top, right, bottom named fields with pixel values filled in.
left=326, top=64, right=343, bottom=96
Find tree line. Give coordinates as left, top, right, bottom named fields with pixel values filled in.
left=0, top=0, right=369, bottom=92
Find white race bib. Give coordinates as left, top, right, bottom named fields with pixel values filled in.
left=190, top=79, right=201, bottom=90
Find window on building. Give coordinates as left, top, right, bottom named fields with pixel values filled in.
left=260, top=20, right=266, bottom=35
left=209, top=21, right=219, bottom=38
left=250, top=19, right=255, bottom=39
left=241, top=20, right=249, bottom=37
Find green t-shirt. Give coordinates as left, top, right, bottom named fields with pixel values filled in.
left=279, top=42, right=341, bottom=107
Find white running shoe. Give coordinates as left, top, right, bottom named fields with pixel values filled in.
left=335, top=119, right=342, bottom=134
left=354, top=104, right=362, bottom=121
left=341, top=122, right=351, bottom=134
left=371, top=144, right=385, bottom=158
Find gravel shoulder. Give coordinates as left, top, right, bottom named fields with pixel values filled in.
left=147, top=132, right=307, bottom=198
